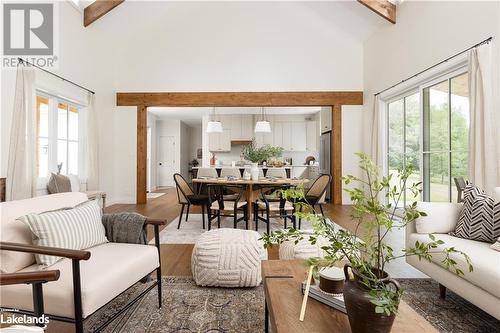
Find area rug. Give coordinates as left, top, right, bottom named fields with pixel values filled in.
left=84, top=276, right=264, bottom=333
left=399, top=279, right=500, bottom=333
left=151, top=213, right=314, bottom=244
left=147, top=192, right=165, bottom=199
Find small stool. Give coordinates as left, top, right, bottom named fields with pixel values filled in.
left=192, top=228, right=268, bottom=287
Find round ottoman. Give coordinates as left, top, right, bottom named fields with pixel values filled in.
left=192, top=228, right=268, bottom=287
left=279, top=231, right=328, bottom=260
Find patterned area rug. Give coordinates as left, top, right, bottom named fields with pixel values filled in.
left=84, top=276, right=264, bottom=333
left=84, top=277, right=500, bottom=333
left=152, top=214, right=313, bottom=244
left=400, top=279, right=500, bottom=333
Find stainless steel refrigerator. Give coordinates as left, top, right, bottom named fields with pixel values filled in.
left=320, top=131, right=331, bottom=201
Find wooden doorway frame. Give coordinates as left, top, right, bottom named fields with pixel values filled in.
left=116, top=91, right=363, bottom=204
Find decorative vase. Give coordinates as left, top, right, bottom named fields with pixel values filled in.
left=343, top=263, right=400, bottom=333
left=250, top=163, right=259, bottom=180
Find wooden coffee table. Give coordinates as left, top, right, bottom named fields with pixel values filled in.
left=262, top=260, right=438, bottom=333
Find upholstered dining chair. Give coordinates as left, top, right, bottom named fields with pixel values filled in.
left=266, top=168, right=287, bottom=178
left=220, top=168, right=241, bottom=178
left=196, top=168, right=218, bottom=178
left=298, top=174, right=331, bottom=228
left=253, top=185, right=296, bottom=233
left=207, top=184, right=248, bottom=230
left=173, top=173, right=210, bottom=229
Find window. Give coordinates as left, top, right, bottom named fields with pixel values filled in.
left=386, top=71, right=469, bottom=204
left=36, top=94, right=81, bottom=177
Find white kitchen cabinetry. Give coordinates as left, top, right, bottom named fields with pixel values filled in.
left=320, top=107, right=332, bottom=133
left=229, top=115, right=253, bottom=141
left=290, top=122, right=306, bottom=151
left=208, top=129, right=231, bottom=152
left=306, top=121, right=317, bottom=151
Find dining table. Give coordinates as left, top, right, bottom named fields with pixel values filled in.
left=192, top=177, right=309, bottom=229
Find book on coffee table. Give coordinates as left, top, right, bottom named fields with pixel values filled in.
left=301, top=281, right=346, bottom=313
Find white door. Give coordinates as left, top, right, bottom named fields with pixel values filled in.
left=158, top=136, right=176, bottom=187
left=147, top=127, right=152, bottom=192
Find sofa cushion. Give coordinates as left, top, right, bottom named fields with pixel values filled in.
left=409, top=233, right=500, bottom=298
left=19, top=200, right=108, bottom=267
left=450, top=184, right=500, bottom=243
left=0, top=242, right=159, bottom=318
left=0, top=192, right=88, bottom=273
left=492, top=237, right=500, bottom=252
left=415, top=202, right=462, bottom=234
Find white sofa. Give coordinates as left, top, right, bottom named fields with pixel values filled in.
left=406, top=188, right=500, bottom=320
left=0, top=192, right=163, bottom=332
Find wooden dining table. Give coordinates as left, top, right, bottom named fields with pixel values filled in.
left=192, top=177, right=309, bottom=228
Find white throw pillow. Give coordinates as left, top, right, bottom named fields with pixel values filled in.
left=68, top=174, right=80, bottom=192
left=415, top=201, right=462, bottom=234
left=18, top=200, right=108, bottom=267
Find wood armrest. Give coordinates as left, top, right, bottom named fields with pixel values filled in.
left=0, top=242, right=91, bottom=261
left=145, top=218, right=167, bottom=226
left=0, top=270, right=60, bottom=286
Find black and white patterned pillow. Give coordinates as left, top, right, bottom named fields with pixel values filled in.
left=450, top=184, right=500, bottom=243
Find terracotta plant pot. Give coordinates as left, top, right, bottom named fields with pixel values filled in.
left=343, top=263, right=400, bottom=333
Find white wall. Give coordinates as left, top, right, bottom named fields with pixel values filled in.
left=341, top=106, right=364, bottom=204
left=363, top=1, right=500, bottom=154
left=179, top=121, right=190, bottom=180
left=187, top=124, right=202, bottom=163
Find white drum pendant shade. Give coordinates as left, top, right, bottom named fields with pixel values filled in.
left=255, top=120, right=271, bottom=133
left=207, top=121, right=223, bottom=133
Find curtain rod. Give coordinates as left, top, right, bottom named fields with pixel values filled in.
left=374, top=36, right=493, bottom=97
left=17, top=57, right=95, bottom=95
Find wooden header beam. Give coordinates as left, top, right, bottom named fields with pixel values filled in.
left=358, top=0, right=396, bottom=24
left=116, top=91, right=363, bottom=205
left=84, top=0, right=124, bottom=27
left=117, top=91, right=363, bottom=107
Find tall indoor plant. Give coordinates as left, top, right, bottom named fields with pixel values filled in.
left=262, top=153, right=472, bottom=333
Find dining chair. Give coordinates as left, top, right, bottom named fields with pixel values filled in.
left=220, top=168, right=241, bottom=178
left=453, top=177, right=467, bottom=203
left=266, top=168, right=287, bottom=178
left=197, top=168, right=218, bottom=178
left=298, top=174, right=331, bottom=228
left=173, top=173, right=210, bottom=229
left=253, top=185, right=296, bottom=234
left=207, top=184, right=248, bottom=230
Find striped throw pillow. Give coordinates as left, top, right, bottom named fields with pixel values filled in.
left=19, top=200, right=108, bottom=267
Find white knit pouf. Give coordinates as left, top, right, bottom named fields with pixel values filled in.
left=279, top=231, right=328, bottom=260
left=191, top=228, right=268, bottom=287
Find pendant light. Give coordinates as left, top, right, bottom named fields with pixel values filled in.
left=206, top=106, right=223, bottom=133
left=255, top=107, right=271, bottom=133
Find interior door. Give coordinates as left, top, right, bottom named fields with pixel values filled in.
left=158, top=135, right=176, bottom=187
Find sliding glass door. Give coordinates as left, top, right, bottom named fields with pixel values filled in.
left=387, top=71, right=469, bottom=204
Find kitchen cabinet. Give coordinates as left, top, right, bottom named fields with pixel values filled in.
left=306, top=121, right=317, bottom=151
left=290, top=122, right=306, bottom=151
left=229, top=115, right=253, bottom=141
left=208, top=129, right=231, bottom=152
left=320, top=107, right=332, bottom=133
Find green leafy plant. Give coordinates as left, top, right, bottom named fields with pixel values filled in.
left=242, top=139, right=284, bottom=163
left=261, top=152, right=472, bottom=316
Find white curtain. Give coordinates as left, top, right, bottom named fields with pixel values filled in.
left=84, top=92, right=100, bottom=190
left=468, top=43, right=500, bottom=194
left=6, top=64, right=36, bottom=200
left=369, top=95, right=383, bottom=167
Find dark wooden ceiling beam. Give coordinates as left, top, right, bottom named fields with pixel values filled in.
left=116, top=91, right=363, bottom=107
left=357, top=0, right=396, bottom=24
left=84, top=0, right=124, bottom=27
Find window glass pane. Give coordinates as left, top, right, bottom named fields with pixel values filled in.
left=423, top=80, right=449, bottom=152
left=68, top=107, right=79, bottom=141
left=57, top=140, right=68, bottom=175
left=405, top=93, right=420, bottom=155
left=68, top=141, right=78, bottom=175
left=388, top=99, right=404, bottom=156
left=450, top=73, right=469, bottom=152
left=405, top=152, right=421, bottom=202
left=428, top=152, right=450, bottom=202
left=37, top=96, right=49, bottom=138
left=58, top=103, right=68, bottom=139
left=388, top=153, right=404, bottom=206
left=37, top=138, right=49, bottom=177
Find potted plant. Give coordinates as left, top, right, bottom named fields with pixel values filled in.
left=242, top=140, right=285, bottom=180
left=262, top=153, right=472, bottom=333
